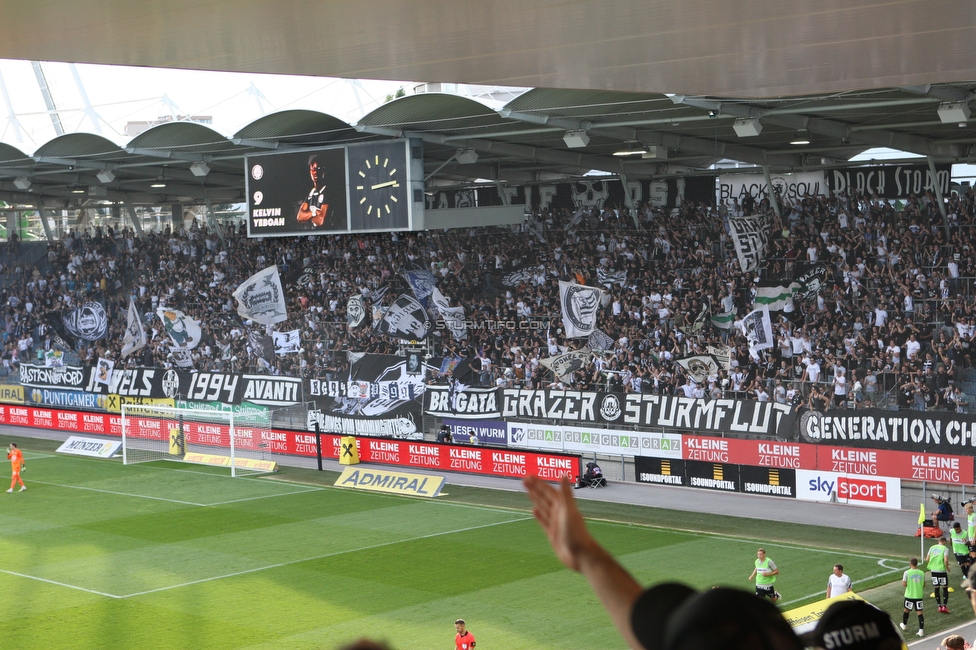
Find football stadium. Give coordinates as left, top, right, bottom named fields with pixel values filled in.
left=0, top=3, right=975, bottom=649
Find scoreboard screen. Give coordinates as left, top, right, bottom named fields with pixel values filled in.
left=245, top=140, right=414, bottom=238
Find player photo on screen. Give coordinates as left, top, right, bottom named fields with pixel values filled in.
left=246, top=147, right=348, bottom=237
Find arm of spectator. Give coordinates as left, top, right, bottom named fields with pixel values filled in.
left=524, top=476, right=644, bottom=650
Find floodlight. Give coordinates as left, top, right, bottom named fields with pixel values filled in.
left=938, top=102, right=971, bottom=124
left=455, top=148, right=479, bottom=164
left=733, top=118, right=762, bottom=137
left=563, top=130, right=590, bottom=148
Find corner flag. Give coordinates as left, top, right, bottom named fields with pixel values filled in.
left=919, top=502, right=926, bottom=525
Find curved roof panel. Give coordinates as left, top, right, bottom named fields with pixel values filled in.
left=127, top=122, right=237, bottom=154
left=359, top=94, right=504, bottom=133
left=504, top=88, right=677, bottom=120
left=0, top=143, right=31, bottom=164
left=33, top=133, right=125, bottom=159
left=234, top=110, right=362, bottom=146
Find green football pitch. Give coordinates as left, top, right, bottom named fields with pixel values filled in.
left=0, top=435, right=963, bottom=649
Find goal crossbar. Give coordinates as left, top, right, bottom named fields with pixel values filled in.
left=120, top=404, right=276, bottom=477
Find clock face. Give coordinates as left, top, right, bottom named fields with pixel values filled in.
left=348, top=141, right=410, bottom=231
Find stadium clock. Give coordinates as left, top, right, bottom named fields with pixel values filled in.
left=348, top=141, right=411, bottom=231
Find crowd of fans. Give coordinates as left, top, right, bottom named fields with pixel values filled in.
left=1, top=184, right=976, bottom=413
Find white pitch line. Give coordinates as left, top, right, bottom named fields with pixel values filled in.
left=590, top=518, right=904, bottom=563
left=120, top=515, right=533, bottom=599
left=0, top=567, right=122, bottom=599
left=30, top=480, right=209, bottom=507
left=207, top=487, right=325, bottom=506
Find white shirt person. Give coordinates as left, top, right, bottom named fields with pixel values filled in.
left=826, top=564, right=853, bottom=599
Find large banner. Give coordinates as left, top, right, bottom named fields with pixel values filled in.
left=826, top=163, right=951, bottom=200
left=718, top=171, right=827, bottom=203
left=499, top=390, right=798, bottom=437
left=427, top=387, right=798, bottom=438
left=798, top=408, right=976, bottom=455
left=22, top=364, right=306, bottom=406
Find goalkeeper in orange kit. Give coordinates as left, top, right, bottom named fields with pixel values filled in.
left=7, top=443, right=25, bottom=492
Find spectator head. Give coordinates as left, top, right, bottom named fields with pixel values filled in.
left=801, top=599, right=903, bottom=650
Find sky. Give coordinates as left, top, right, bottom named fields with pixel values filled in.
left=0, top=59, right=411, bottom=150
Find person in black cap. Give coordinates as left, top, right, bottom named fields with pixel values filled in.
left=523, top=475, right=803, bottom=650
left=801, top=599, right=906, bottom=650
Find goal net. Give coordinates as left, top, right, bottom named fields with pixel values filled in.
left=121, top=403, right=276, bottom=477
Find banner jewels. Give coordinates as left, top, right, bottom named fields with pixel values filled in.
left=728, top=213, right=771, bottom=273
left=559, top=281, right=603, bottom=338
left=233, top=265, right=288, bottom=326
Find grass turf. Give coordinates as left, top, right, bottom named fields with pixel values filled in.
left=0, top=432, right=964, bottom=649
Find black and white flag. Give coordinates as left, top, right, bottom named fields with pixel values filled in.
left=377, top=295, right=432, bottom=340
left=728, top=214, right=771, bottom=273
left=121, top=298, right=147, bottom=357
left=737, top=307, right=774, bottom=355
left=596, top=267, right=627, bottom=287
left=247, top=330, right=275, bottom=366
left=559, top=281, right=603, bottom=338
left=233, top=265, right=288, bottom=326
left=366, top=284, right=390, bottom=303
left=540, top=350, right=592, bottom=383
left=587, top=328, right=615, bottom=353
left=347, top=294, right=366, bottom=329
left=794, top=262, right=828, bottom=301
left=63, top=298, right=108, bottom=341
left=273, top=330, right=301, bottom=355
left=676, top=355, right=720, bottom=384
left=432, top=288, right=467, bottom=341
left=501, top=266, right=535, bottom=287
left=170, top=347, right=194, bottom=369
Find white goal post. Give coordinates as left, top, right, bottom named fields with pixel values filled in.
left=121, top=403, right=277, bottom=477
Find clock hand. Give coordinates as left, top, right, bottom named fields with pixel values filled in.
left=370, top=180, right=399, bottom=190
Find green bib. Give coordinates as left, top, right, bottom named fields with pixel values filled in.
left=951, top=529, right=968, bottom=555
left=927, top=544, right=948, bottom=572
left=904, top=568, right=925, bottom=599
left=755, top=557, right=775, bottom=585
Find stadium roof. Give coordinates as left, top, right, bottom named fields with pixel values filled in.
left=0, top=2, right=974, bottom=209
left=1, top=84, right=976, bottom=208
left=0, top=1, right=971, bottom=99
